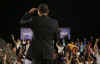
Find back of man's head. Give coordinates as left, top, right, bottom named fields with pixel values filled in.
left=38, top=3, right=49, bottom=14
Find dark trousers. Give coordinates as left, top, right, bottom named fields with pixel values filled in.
left=29, top=40, right=54, bottom=64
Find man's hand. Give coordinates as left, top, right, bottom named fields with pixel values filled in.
left=28, top=8, right=38, bottom=14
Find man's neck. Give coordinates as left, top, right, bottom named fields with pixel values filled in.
left=39, top=13, right=48, bottom=16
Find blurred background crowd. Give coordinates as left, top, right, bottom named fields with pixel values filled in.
left=0, top=33, right=100, bottom=64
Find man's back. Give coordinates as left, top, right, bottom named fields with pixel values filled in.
left=32, top=16, right=58, bottom=40
left=22, top=15, right=59, bottom=63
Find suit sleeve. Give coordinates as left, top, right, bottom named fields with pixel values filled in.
left=20, top=12, right=32, bottom=24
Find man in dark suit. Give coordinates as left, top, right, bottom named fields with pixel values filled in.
left=20, top=3, right=59, bottom=64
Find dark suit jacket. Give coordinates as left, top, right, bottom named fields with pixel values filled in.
left=20, top=13, right=59, bottom=60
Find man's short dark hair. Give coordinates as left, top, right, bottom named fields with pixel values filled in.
left=38, top=3, right=49, bottom=14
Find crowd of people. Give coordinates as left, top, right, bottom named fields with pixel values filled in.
left=0, top=34, right=100, bottom=64
left=53, top=35, right=100, bottom=64
left=0, top=39, right=32, bottom=64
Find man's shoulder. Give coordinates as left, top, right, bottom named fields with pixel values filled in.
left=47, top=16, right=58, bottom=21
left=32, top=16, right=58, bottom=21
left=45, top=16, right=58, bottom=25
left=32, top=16, right=58, bottom=25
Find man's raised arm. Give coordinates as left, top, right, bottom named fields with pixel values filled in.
left=20, top=8, right=37, bottom=24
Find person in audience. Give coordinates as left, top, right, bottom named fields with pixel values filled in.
left=64, top=52, right=72, bottom=64
left=56, top=40, right=64, bottom=56
left=67, top=41, right=78, bottom=51
left=16, top=57, right=23, bottom=64
left=94, top=38, right=100, bottom=64
left=24, top=40, right=31, bottom=56
left=13, top=39, right=22, bottom=50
